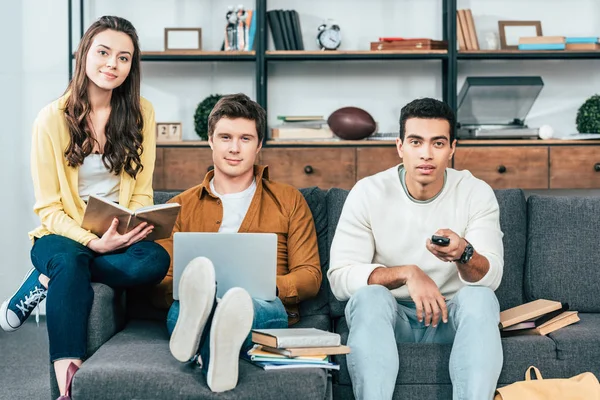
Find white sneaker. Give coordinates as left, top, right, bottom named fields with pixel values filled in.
left=169, top=257, right=216, bottom=363
left=207, top=287, right=254, bottom=393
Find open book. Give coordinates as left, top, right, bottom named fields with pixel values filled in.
left=81, top=195, right=181, bottom=241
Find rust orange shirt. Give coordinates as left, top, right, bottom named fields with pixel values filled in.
left=153, top=165, right=322, bottom=324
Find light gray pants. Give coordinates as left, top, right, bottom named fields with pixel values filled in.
left=345, top=285, right=503, bottom=400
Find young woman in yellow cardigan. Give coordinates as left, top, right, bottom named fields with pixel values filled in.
left=0, top=16, right=170, bottom=399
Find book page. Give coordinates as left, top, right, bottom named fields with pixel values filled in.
left=129, top=204, right=181, bottom=241
left=135, top=202, right=181, bottom=214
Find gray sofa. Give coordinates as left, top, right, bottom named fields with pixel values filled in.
left=50, top=188, right=600, bottom=399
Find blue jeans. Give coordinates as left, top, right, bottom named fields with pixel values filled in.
left=31, top=234, right=170, bottom=362
left=167, top=296, right=288, bottom=372
left=345, top=285, right=503, bottom=400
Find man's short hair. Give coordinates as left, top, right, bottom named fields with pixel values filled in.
left=208, top=93, right=266, bottom=142
left=399, top=98, right=456, bottom=142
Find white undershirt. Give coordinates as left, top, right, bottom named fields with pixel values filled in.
left=210, top=178, right=257, bottom=233
left=78, top=154, right=120, bottom=202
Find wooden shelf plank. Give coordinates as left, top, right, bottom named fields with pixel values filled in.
left=143, top=50, right=255, bottom=56
left=267, top=50, right=447, bottom=55
left=139, top=51, right=255, bottom=61
left=157, top=141, right=210, bottom=147
left=458, top=139, right=600, bottom=145
left=266, top=50, right=447, bottom=61
left=266, top=140, right=396, bottom=146
left=458, top=50, right=600, bottom=60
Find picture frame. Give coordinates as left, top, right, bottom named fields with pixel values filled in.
left=164, top=28, right=202, bottom=51
left=156, top=122, right=182, bottom=143
left=498, top=21, right=542, bottom=50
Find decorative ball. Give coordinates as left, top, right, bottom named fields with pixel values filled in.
left=576, top=94, right=600, bottom=134
left=538, top=124, right=554, bottom=140
left=194, top=94, right=223, bottom=140
left=327, top=107, right=377, bottom=140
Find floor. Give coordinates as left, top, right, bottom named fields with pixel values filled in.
left=0, top=318, right=50, bottom=400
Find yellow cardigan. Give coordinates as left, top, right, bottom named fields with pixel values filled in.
left=28, top=95, right=156, bottom=246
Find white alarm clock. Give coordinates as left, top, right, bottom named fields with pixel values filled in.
left=317, top=20, right=341, bottom=50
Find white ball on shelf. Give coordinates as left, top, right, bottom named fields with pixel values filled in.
left=538, top=124, right=554, bottom=140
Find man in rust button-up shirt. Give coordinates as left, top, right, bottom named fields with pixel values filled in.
left=154, top=164, right=322, bottom=324
left=154, top=93, right=321, bottom=392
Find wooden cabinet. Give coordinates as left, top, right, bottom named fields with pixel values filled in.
left=260, top=148, right=356, bottom=189
left=154, top=141, right=600, bottom=191
left=550, top=146, right=600, bottom=189
left=158, top=147, right=213, bottom=190
left=356, top=147, right=402, bottom=180
left=453, top=146, right=549, bottom=189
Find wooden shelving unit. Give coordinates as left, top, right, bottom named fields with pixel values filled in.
left=69, top=0, right=600, bottom=190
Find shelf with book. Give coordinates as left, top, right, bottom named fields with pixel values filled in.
left=141, top=51, right=256, bottom=62
left=458, top=50, right=600, bottom=60
left=265, top=50, right=448, bottom=61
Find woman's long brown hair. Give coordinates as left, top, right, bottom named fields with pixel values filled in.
left=63, top=16, right=144, bottom=179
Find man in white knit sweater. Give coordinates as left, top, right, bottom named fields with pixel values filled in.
left=328, top=98, right=504, bottom=400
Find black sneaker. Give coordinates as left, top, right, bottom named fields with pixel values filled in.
left=0, top=268, right=47, bottom=332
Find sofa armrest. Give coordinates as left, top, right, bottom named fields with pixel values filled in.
left=49, top=282, right=126, bottom=399
left=87, top=282, right=127, bottom=355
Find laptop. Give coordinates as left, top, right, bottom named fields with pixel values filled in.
left=173, top=232, right=278, bottom=301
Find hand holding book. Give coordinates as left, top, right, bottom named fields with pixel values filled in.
left=82, top=195, right=181, bottom=253
left=87, top=217, right=154, bottom=254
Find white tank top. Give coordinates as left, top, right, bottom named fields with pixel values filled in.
left=78, top=154, right=120, bottom=202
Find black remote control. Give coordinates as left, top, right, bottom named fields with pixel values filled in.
left=431, top=235, right=450, bottom=246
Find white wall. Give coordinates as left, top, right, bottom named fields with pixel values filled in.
left=0, top=2, right=29, bottom=303
left=3, top=0, right=600, bottom=299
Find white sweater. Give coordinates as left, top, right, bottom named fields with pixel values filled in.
left=328, top=165, right=504, bottom=302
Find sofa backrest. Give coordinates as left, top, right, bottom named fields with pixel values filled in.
left=324, top=188, right=528, bottom=319
left=525, top=195, right=600, bottom=312
left=493, top=189, right=527, bottom=311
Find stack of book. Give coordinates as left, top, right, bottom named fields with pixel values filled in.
left=267, top=9, right=304, bottom=50
left=270, top=116, right=335, bottom=141
left=565, top=37, right=600, bottom=51
left=370, top=38, right=447, bottom=51
left=518, top=36, right=600, bottom=51
left=518, top=36, right=566, bottom=51
left=456, top=9, right=479, bottom=50
left=244, top=328, right=350, bottom=370
left=499, top=299, right=579, bottom=337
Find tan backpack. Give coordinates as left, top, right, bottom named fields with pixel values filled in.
left=495, top=366, right=600, bottom=400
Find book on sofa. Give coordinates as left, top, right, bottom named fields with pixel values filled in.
left=501, top=303, right=569, bottom=331
left=81, top=195, right=181, bottom=241
left=252, top=328, right=341, bottom=348
left=499, top=299, right=564, bottom=329
left=501, top=311, right=580, bottom=337
left=243, top=345, right=341, bottom=371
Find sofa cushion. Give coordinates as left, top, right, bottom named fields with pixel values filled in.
left=493, top=189, right=527, bottom=311
left=334, top=317, right=562, bottom=386
left=549, top=313, right=600, bottom=377
left=526, top=195, right=600, bottom=312
left=75, top=320, right=328, bottom=400
left=298, top=187, right=330, bottom=318
left=325, top=188, right=351, bottom=319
